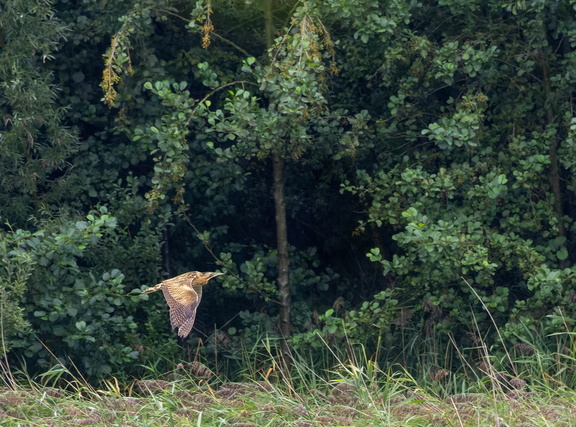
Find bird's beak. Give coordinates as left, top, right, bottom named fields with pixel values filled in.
left=209, top=272, right=224, bottom=279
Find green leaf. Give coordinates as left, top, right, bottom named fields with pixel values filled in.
left=556, top=247, right=568, bottom=261
left=402, top=207, right=418, bottom=218
left=75, top=321, right=87, bottom=330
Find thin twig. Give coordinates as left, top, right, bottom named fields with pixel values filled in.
left=185, top=80, right=258, bottom=127
left=209, top=31, right=252, bottom=57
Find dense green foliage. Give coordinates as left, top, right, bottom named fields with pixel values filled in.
left=2, top=0, right=576, bottom=381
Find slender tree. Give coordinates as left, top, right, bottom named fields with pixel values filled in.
left=264, top=0, right=292, bottom=359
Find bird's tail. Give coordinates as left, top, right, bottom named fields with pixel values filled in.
left=142, top=283, right=162, bottom=294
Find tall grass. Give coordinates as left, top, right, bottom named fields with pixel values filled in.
left=2, top=307, right=576, bottom=425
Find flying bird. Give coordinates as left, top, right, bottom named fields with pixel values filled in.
left=142, top=271, right=223, bottom=338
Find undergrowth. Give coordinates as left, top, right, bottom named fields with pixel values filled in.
left=2, top=279, right=576, bottom=426
left=1, top=322, right=576, bottom=426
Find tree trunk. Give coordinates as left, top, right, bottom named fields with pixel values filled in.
left=264, top=0, right=291, bottom=364
left=540, top=50, right=567, bottom=268
left=273, top=153, right=291, bottom=358
left=263, top=0, right=274, bottom=48
left=264, top=0, right=292, bottom=360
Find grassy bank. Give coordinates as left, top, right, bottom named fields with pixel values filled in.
left=1, top=372, right=576, bottom=426
left=2, top=343, right=576, bottom=426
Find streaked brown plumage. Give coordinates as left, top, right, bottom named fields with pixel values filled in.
left=142, top=271, right=223, bottom=338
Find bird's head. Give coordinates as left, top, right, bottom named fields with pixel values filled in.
left=202, top=271, right=224, bottom=283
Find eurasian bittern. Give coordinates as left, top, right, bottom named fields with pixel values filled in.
left=142, top=271, right=223, bottom=338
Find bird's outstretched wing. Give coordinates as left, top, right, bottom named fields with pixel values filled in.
left=161, top=275, right=203, bottom=338
left=141, top=271, right=221, bottom=338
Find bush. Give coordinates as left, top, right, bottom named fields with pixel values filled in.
left=3, top=207, right=167, bottom=378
